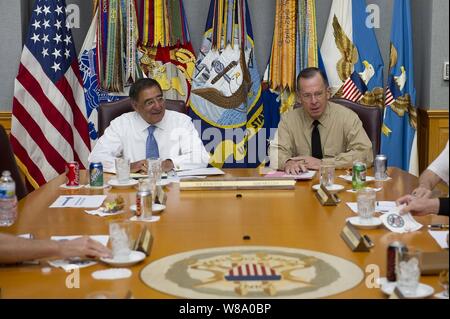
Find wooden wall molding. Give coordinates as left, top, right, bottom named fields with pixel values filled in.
left=0, top=111, right=12, bottom=135
left=418, top=108, right=449, bottom=173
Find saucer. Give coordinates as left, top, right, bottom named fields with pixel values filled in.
left=339, top=175, right=375, bottom=182
left=84, top=184, right=110, bottom=189
left=157, top=179, right=172, bottom=186
left=130, top=203, right=166, bottom=213
left=312, top=184, right=344, bottom=193
left=100, top=250, right=146, bottom=267
left=378, top=277, right=435, bottom=298
left=107, top=179, right=139, bottom=188
left=59, top=184, right=84, bottom=189
left=346, top=216, right=382, bottom=229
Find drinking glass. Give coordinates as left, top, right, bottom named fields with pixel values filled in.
left=115, top=158, right=130, bottom=183
left=109, top=220, right=131, bottom=260
left=439, top=270, right=449, bottom=298
left=396, top=249, right=421, bottom=297
left=357, top=187, right=376, bottom=223
left=147, top=158, right=162, bottom=184
left=320, top=161, right=335, bottom=187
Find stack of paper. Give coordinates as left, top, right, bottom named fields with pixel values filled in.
left=265, top=170, right=316, bottom=180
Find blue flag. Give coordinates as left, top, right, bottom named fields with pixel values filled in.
left=381, top=0, right=418, bottom=175
left=352, top=0, right=384, bottom=91
left=321, top=0, right=384, bottom=105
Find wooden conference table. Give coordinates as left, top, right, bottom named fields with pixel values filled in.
left=0, top=168, right=447, bottom=299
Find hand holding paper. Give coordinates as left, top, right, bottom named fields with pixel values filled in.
left=380, top=206, right=423, bottom=233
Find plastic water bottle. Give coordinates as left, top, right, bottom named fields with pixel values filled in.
left=0, top=170, right=18, bottom=226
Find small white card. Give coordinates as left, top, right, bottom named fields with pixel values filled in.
left=49, top=195, right=107, bottom=208
left=379, top=207, right=423, bottom=233
left=428, top=230, right=449, bottom=249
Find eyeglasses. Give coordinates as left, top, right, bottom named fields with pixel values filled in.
left=300, top=91, right=326, bottom=101
left=144, top=96, right=165, bottom=107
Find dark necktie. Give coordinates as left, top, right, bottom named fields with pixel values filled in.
left=146, top=126, right=160, bottom=159
left=311, top=120, right=323, bottom=159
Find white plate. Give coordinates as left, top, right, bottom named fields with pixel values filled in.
left=312, top=184, right=345, bottom=193
left=59, top=184, right=84, bottom=189
left=346, top=216, right=382, bottom=229
left=130, top=203, right=166, bottom=213
left=378, top=277, right=435, bottom=298
left=339, top=175, right=375, bottom=182
left=107, top=179, right=139, bottom=188
left=100, top=250, right=146, bottom=267
left=84, top=184, right=110, bottom=189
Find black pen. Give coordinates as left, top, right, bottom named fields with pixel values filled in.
left=428, top=224, right=449, bottom=230
left=363, top=235, right=375, bottom=247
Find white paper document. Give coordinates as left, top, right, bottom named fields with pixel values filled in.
left=49, top=195, right=107, bottom=208
left=176, top=167, right=225, bottom=177
left=346, top=201, right=397, bottom=214
left=379, top=208, right=423, bottom=233
left=428, top=230, right=449, bottom=249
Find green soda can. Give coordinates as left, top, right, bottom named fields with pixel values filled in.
left=352, top=161, right=367, bottom=190
left=89, top=162, right=104, bottom=187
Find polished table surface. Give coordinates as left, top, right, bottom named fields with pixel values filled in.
left=0, top=168, right=447, bottom=299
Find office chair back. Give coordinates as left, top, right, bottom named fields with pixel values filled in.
left=0, top=124, right=29, bottom=200
left=294, top=98, right=383, bottom=157
left=97, top=98, right=187, bottom=137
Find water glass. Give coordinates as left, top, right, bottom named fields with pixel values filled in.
left=320, top=162, right=335, bottom=187
left=147, top=158, right=162, bottom=184
left=357, top=187, right=376, bottom=223
left=438, top=270, right=449, bottom=298
left=109, top=221, right=131, bottom=260
left=396, top=249, right=421, bottom=297
left=115, top=158, right=130, bottom=183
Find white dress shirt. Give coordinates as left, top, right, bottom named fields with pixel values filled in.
left=88, top=110, right=210, bottom=171
left=428, top=141, right=449, bottom=185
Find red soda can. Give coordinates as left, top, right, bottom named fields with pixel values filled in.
left=387, top=241, right=408, bottom=282
left=66, top=161, right=80, bottom=186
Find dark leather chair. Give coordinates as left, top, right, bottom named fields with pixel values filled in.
left=97, top=98, right=188, bottom=137
left=294, top=98, right=382, bottom=157
left=0, top=124, right=28, bottom=200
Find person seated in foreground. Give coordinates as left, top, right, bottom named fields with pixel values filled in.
left=400, top=141, right=448, bottom=199
left=0, top=233, right=111, bottom=264
left=397, top=141, right=449, bottom=216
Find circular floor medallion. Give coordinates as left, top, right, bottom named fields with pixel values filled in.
left=140, top=246, right=363, bottom=299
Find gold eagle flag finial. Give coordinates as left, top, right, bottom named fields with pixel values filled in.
left=332, top=15, right=359, bottom=82
left=389, top=43, right=398, bottom=70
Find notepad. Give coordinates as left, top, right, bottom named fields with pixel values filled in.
left=49, top=195, right=107, bottom=208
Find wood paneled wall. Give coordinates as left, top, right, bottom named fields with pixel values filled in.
left=0, top=112, right=11, bottom=135
left=418, top=108, right=449, bottom=174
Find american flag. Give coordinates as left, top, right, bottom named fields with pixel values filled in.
left=341, top=78, right=363, bottom=102
left=11, top=0, right=90, bottom=188
left=384, top=87, right=395, bottom=106
left=341, top=71, right=368, bottom=103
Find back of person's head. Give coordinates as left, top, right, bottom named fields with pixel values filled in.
left=296, top=67, right=329, bottom=90
left=129, top=78, right=162, bottom=101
